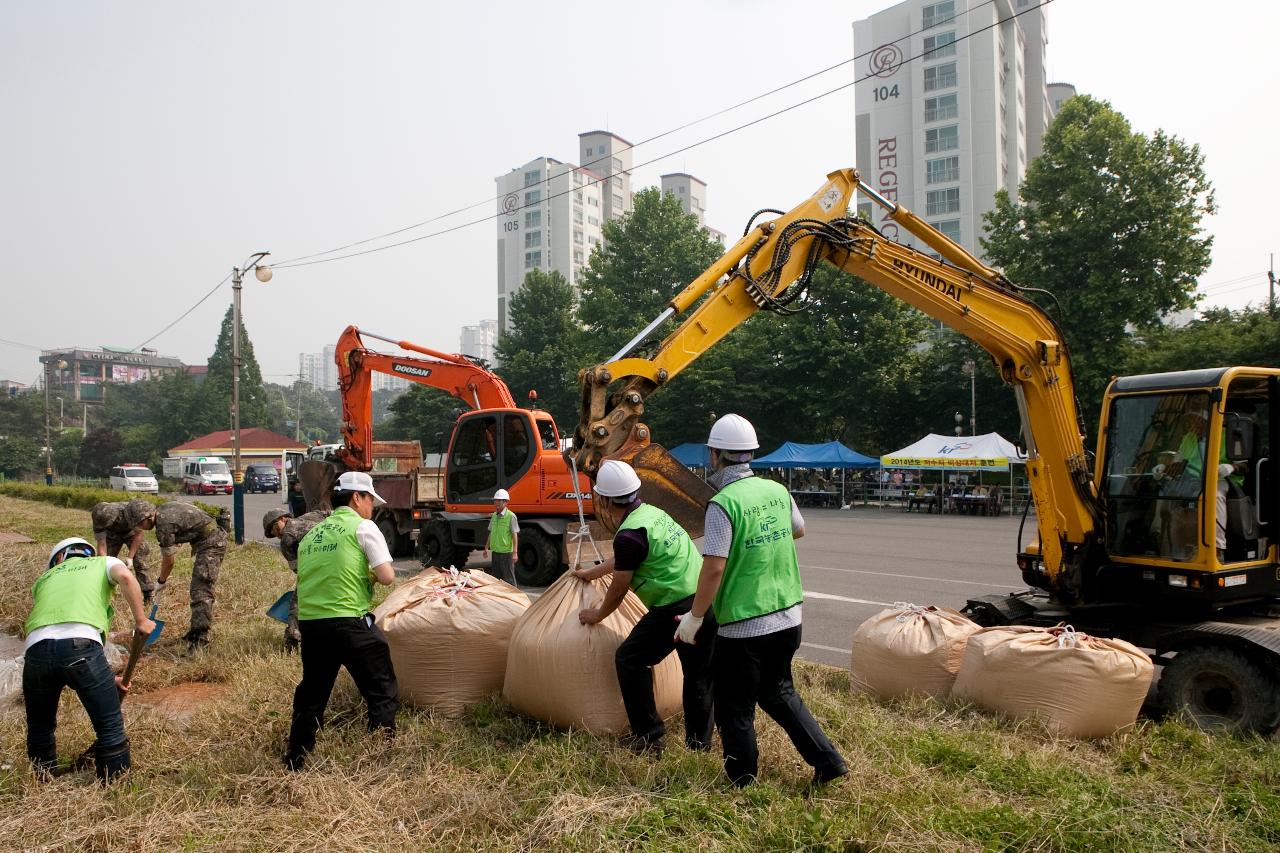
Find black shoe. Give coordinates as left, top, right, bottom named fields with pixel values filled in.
left=283, top=638, right=300, bottom=655
left=619, top=733, right=664, bottom=756
left=282, top=752, right=305, bottom=772
left=811, top=764, right=849, bottom=787
left=182, top=636, right=210, bottom=657
left=685, top=738, right=712, bottom=752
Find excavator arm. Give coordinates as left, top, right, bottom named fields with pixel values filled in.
left=572, top=168, right=1102, bottom=600
left=335, top=325, right=517, bottom=472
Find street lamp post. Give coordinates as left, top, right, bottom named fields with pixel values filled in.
left=962, top=358, right=976, bottom=436
left=954, top=411, right=964, bottom=437
left=230, top=252, right=272, bottom=545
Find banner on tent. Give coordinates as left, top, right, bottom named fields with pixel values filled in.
left=880, top=456, right=1009, bottom=470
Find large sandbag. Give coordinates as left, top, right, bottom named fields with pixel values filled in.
left=952, top=624, right=1154, bottom=738
left=373, top=568, right=530, bottom=716
left=850, top=604, right=979, bottom=699
left=502, top=571, right=683, bottom=733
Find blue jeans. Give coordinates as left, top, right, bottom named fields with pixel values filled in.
left=23, top=638, right=126, bottom=772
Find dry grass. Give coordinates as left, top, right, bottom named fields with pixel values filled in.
left=0, top=494, right=1277, bottom=852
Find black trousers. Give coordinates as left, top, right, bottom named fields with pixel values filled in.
left=287, top=616, right=399, bottom=762
left=615, top=596, right=716, bottom=748
left=712, top=624, right=846, bottom=785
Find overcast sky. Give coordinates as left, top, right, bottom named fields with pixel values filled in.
left=2, top=0, right=1276, bottom=386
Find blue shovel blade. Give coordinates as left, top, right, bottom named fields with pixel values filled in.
left=145, top=603, right=164, bottom=647
left=266, top=591, right=294, bottom=624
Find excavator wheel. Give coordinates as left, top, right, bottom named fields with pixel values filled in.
left=375, top=510, right=409, bottom=558
left=516, top=528, right=562, bottom=587
left=417, top=519, right=470, bottom=570
left=1157, top=645, right=1280, bottom=735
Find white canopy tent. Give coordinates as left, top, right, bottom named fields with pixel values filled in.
left=880, top=432, right=1027, bottom=515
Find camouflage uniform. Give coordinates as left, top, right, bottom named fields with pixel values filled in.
left=154, top=502, right=227, bottom=646
left=278, top=511, right=331, bottom=646
left=90, top=499, right=155, bottom=596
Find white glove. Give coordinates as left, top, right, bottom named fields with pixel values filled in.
left=1218, top=463, right=1236, bottom=479
left=1151, top=463, right=1166, bottom=479
left=122, top=557, right=134, bottom=570
left=674, top=612, right=704, bottom=644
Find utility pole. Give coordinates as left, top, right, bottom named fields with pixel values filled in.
left=230, top=252, right=272, bottom=546
left=962, top=358, right=977, bottom=436
left=1269, top=253, right=1276, bottom=319
left=295, top=368, right=303, bottom=442
left=43, top=360, right=52, bottom=485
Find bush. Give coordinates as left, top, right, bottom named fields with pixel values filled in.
left=0, top=482, right=224, bottom=522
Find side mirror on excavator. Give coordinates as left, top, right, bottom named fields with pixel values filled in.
left=1225, top=413, right=1255, bottom=462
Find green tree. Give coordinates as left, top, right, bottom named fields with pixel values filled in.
left=78, top=427, right=122, bottom=476
left=380, top=385, right=467, bottom=456
left=982, top=95, right=1215, bottom=424
left=495, top=269, right=588, bottom=432
left=265, top=381, right=339, bottom=443
left=1128, top=306, right=1280, bottom=375
left=194, top=305, right=269, bottom=435
left=102, top=371, right=203, bottom=462
left=53, top=428, right=84, bottom=476
left=0, top=391, right=45, bottom=441
left=0, top=435, right=40, bottom=478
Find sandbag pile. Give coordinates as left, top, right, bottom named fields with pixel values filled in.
left=373, top=568, right=530, bottom=716
left=850, top=603, right=979, bottom=699
left=952, top=624, right=1154, bottom=737
left=502, top=572, right=683, bottom=733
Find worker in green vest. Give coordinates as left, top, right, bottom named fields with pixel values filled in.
left=23, top=537, right=154, bottom=782
left=574, top=460, right=716, bottom=754
left=482, top=488, right=519, bottom=584
left=676, top=414, right=848, bottom=787
left=284, top=471, right=398, bottom=771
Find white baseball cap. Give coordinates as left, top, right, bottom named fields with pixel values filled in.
left=335, top=471, right=386, bottom=506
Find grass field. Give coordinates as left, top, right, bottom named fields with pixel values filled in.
left=0, top=494, right=1277, bottom=851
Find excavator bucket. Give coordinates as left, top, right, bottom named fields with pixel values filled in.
left=610, top=443, right=715, bottom=538
left=298, top=459, right=338, bottom=512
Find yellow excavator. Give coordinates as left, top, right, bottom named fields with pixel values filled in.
left=569, top=167, right=1280, bottom=734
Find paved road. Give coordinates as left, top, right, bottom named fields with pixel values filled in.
left=181, top=493, right=1030, bottom=668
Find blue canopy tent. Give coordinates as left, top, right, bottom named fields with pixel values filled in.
left=751, top=441, right=880, bottom=506
left=668, top=442, right=712, bottom=468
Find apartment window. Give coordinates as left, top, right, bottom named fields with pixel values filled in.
left=923, top=62, right=957, bottom=91
left=524, top=251, right=541, bottom=269
left=678, top=186, right=686, bottom=193
left=933, top=219, right=961, bottom=241
left=923, top=93, right=958, bottom=122
left=524, top=190, right=541, bottom=205
left=922, top=1, right=955, bottom=29
left=574, top=229, right=583, bottom=244
left=925, top=156, right=960, bottom=184
left=588, top=215, right=600, bottom=226
left=573, top=249, right=584, bottom=264
left=585, top=146, right=594, bottom=156
left=573, top=209, right=583, bottom=224
left=523, top=169, right=540, bottom=187
left=925, top=124, right=959, bottom=153
left=588, top=236, right=601, bottom=247
left=923, top=31, right=956, bottom=59
left=525, top=210, right=541, bottom=229
left=612, top=157, right=623, bottom=173
left=587, top=196, right=599, bottom=207
left=926, top=188, right=960, bottom=216
left=524, top=230, right=541, bottom=248
left=574, top=190, right=582, bottom=203
left=612, top=194, right=624, bottom=209
left=573, top=172, right=583, bottom=185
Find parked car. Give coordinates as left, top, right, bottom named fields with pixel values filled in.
left=109, top=464, right=159, bottom=494
left=243, top=463, right=281, bottom=493
left=182, top=457, right=233, bottom=495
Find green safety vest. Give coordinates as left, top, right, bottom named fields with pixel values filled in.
left=618, top=503, right=700, bottom=608
left=489, top=510, right=516, bottom=553
left=296, top=507, right=373, bottom=620
left=1179, top=429, right=1243, bottom=487
left=709, top=477, right=803, bottom=625
left=25, top=556, right=114, bottom=640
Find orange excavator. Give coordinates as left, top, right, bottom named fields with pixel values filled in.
left=306, top=325, right=596, bottom=585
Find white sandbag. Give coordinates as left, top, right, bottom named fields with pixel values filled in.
left=373, top=568, right=530, bottom=716
left=952, top=624, right=1154, bottom=737
left=850, top=604, right=979, bottom=699
left=502, top=571, right=682, bottom=733
left=0, top=656, right=23, bottom=706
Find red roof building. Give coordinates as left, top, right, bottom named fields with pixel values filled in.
left=168, top=429, right=307, bottom=471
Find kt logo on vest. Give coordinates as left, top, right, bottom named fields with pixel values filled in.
left=745, top=514, right=790, bottom=549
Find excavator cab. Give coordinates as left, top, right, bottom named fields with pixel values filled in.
left=1097, top=368, right=1277, bottom=610
left=446, top=409, right=539, bottom=503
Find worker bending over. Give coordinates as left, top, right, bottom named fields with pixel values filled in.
left=285, top=472, right=398, bottom=771
left=91, top=497, right=157, bottom=604
left=23, top=538, right=154, bottom=782
left=152, top=502, right=227, bottom=654
left=264, top=507, right=331, bottom=651
left=575, top=460, right=716, bottom=754
left=676, top=414, right=848, bottom=787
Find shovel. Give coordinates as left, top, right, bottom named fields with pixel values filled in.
left=266, top=590, right=295, bottom=624
left=144, top=584, right=167, bottom=646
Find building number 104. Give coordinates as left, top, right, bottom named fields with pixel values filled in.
left=873, top=84, right=900, bottom=101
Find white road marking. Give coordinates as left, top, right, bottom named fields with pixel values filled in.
left=801, top=589, right=894, bottom=607
left=801, top=562, right=1011, bottom=589
left=801, top=642, right=850, bottom=655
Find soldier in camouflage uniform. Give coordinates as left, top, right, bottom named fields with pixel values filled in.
left=263, top=507, right=331, bottom=651
left=91, top=498, right=158, bottom=602
left=154, top=502, right=228, bottom=652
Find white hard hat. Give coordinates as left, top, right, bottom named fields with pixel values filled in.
left=707, top=413, right=759, bottom=451
left=335, top=471, right=386, bottom=506
left=49, top=536, right=95, bottom=568
left=594, top=460, right=642, bottom=498
left=493, top=488, right=511, bottom=501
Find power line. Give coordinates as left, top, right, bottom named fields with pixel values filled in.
left=0, top=336, right=45, bottom=351
left=273, top=0, right=1049, bottom=271
left=129, top=273, right=231, bottom=353
left=1198, top=271, right=1264, bottom=294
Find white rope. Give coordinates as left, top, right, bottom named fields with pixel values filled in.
left=567, top=455, right=605, bottom=570
left=1053, top=624, right=1084, bottom=649
left=892, top=601, right=934, bottom=622
left=426, top=566, right=480, bottom=601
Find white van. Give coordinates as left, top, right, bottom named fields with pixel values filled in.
left=182, top=457, right=233, bottom=495
left=109, top=464, right=159, bottom=494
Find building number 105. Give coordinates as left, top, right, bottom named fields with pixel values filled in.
left=873, top=84, right=900, bottom=101
left=503, top=221, right=519, bottom=232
